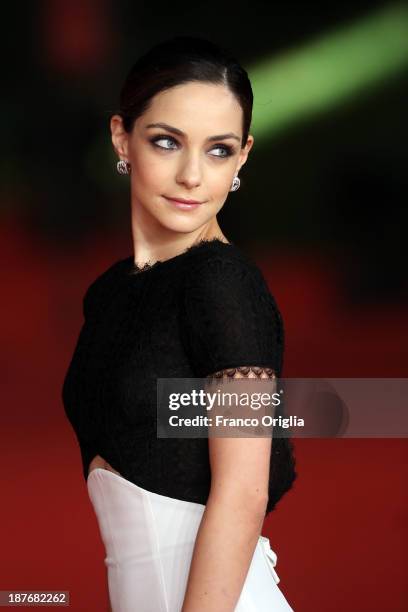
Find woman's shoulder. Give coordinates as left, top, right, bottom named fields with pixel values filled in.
left=181, top=238, right=283, bottom=328
left=179, top=239, right=285, bottom=378
left=182, top=238, right=271, bottom=291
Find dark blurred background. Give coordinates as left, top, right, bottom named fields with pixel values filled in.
left=1, top=1, right=407, bottom=610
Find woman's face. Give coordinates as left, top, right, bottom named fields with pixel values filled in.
left=111, top=82, right=254, bottom=234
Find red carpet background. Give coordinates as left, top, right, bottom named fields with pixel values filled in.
left=1, top=221, right=406, bottom=611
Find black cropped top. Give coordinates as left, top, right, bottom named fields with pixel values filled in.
left=62, top=238, right=297, bottom=516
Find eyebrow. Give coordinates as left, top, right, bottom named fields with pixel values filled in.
left=145, top=122, right=241, bottom=143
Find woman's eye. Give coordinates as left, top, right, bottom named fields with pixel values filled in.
left=150, top=135, right=233, bottom=158
left=210, top=146, right=232, bottom=158
left=152, top=136, right=178, bottom=150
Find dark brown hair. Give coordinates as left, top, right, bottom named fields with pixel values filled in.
left=115, top=36, right=253, bottom=148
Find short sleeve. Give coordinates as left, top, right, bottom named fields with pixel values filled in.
left=180, top=256, right=284, bottom=378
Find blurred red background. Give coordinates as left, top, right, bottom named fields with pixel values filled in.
left=1, top=1, right=407, bottom=610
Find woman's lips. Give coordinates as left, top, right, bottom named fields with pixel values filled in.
left=164, top=196, right=204, bottom=210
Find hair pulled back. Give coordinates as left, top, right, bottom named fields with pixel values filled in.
left=116, top=36, right=253, bottom=148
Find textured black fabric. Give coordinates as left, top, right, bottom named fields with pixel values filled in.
left=62, top=238, right=297, bottom=515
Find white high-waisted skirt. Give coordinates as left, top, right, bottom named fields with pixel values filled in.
left=87, top=468, right=294, bottom=611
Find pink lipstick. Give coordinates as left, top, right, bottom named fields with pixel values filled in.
left=164, top=196, right=204, bottom=210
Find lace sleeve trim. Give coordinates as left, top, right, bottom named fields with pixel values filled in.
left=206, top=366, right=277, bottom=380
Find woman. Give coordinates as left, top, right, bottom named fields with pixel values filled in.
left=62, top=35, right=297, bottom=611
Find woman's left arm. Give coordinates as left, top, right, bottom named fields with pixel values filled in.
left=180, top=257, right=283, bottom=610
left=181, top=368, right=274, bottom=612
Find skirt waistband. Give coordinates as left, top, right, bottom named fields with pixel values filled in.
left=87, top=467, right=206, bottom=510
left=87, top=466, right=281, bottom=585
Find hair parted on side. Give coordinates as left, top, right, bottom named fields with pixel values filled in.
left=115, top=36, right=253, bottom=148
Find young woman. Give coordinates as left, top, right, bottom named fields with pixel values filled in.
left=63, top=35, right=297, bottom=611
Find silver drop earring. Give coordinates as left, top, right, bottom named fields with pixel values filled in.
left=117, top=160, right=131, bottom=175
left=230, top=175, right=240, bottom=192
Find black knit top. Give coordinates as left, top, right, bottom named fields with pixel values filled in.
left=62, top=238, right=297, bottom=516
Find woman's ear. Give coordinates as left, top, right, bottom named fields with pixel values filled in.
left=110, top=115, right=130, bottom=160
left=237, top=134, right=254, bottom=173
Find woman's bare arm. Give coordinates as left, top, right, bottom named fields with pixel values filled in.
left=181, top=368, right=275, bottom=611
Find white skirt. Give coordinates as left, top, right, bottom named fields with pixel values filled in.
left=87, top=468, right=294, bottom=611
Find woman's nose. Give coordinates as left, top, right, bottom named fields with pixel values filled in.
left=175, top=153, right=202, bottom=188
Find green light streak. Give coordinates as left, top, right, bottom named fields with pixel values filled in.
left=249, top=3, right=408, bottom=141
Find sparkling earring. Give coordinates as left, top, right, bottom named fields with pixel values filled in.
left=117, top=160, right=131, bottom=175
left=230, top=175, right=240, bottom=192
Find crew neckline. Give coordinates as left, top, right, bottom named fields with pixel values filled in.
left=125, top=237, right=235, bottom=277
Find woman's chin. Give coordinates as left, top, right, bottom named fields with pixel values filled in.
left=154, top=213, right=206, bottom=235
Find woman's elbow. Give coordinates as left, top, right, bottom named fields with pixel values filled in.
left=209, top=484, right=269, bottom=521
left=247, top=492, right=269, bottom=519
